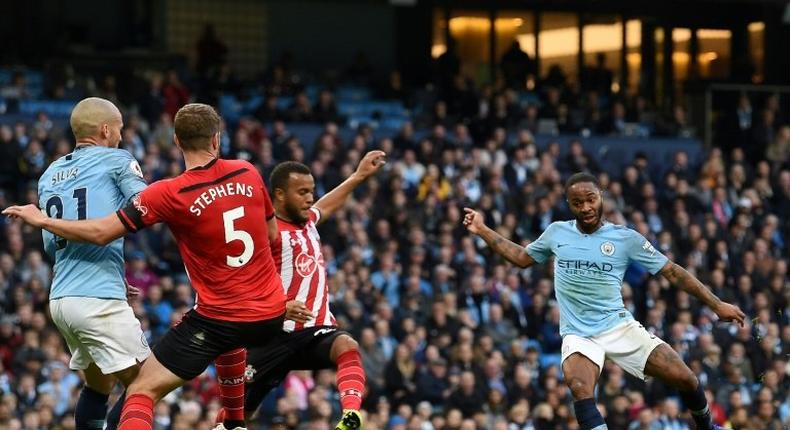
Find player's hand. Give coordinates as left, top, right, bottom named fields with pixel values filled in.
left=285, top=300, right=313, bottom=323
left=713, top=302, right=746, bottom=327
left=355, top=150, right=387, bottom=179
left=462, top=208, right=486, bottom=235
left=126, top=283, right=141, bottom=300
left=2, top=205, right=48, bottom=228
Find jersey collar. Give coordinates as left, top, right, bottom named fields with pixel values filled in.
left=189, top=157, right=219, bottom=171
left=573, top=219, right=609, bottom=235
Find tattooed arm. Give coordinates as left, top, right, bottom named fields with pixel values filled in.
left=659, top=261, right=746, bottom=326
left=463, top=208, right=535, bottom=268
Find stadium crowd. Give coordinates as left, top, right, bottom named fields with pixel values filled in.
left=0, top=45, right=789, bottom=430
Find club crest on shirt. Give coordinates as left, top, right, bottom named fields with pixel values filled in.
left=129, top=160, right=144, bottom=178
left=600, top=241, right=615, bottom=256
left=244, top=364, right=256, bottom=382
left=295, top=252, right=318, bottom=277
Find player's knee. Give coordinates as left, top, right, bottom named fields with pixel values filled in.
left=565, top=376, right=594, bottom=400
left=673, top=370, right=699, bottom=392
left=340, top=336, right=359, bottom=352
left=334, top=335, right=359, bottom=355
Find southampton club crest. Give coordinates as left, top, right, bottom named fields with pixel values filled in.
left=600, top=241, right=615, bottom=256
left=244, top=364, right=256, bottom=383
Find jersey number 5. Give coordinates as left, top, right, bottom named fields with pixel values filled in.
left=223, top=206, right=254, bottom=267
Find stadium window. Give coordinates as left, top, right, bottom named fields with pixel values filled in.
left=581, top=15, right=623, bottom=92
left=697, top=29, right=731, bottom=80
left=655, top=28, right=665, bottom=102
left=538, top=12, right=580, bottom=85
left=671, top=28, right=692, bottom=99
left=432, top=10, right=448, bottom=59
left=495, top=11, right=536, bottom=88
left=749, top=22, right=764, bottom=83
left=626, top=20, right=642, bottom=94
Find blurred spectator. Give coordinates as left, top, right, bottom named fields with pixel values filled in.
left=500, top=41, right=534, bottom=90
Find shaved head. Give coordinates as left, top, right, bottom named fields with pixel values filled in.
left=70, top=97, right=122, bottom=141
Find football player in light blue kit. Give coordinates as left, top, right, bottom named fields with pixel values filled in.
left=463, top=172, right=745, bottom=430
left=37, top=97, right=150, bottom=429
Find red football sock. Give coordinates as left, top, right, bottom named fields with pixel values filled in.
left=335, top=349, right=365, bottom=411
left=117, top=394, right=153, bottom=430
left=215, top=348, right=247, bottom=426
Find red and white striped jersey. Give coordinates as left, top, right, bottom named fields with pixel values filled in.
left=271, top=207, right=336, bottom=332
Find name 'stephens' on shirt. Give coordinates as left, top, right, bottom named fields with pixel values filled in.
left=189, top=182, right=254, bottom=216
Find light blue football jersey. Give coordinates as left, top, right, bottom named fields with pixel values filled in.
left=38, top=145, right=146, bottom=300
left=526, top=220, right=668, bottom=337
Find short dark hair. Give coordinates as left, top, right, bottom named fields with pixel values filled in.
left=174, top=103, right=221, bottom=151
left=564, top=172, right=600, bottom=194
left=269, top=161, right=311, bottom=192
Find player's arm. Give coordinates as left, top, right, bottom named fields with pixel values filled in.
left=313, top=150, right=386, bottom=224
left=3, top=204, right=126, bottom=246
left=462, top=208, right=535, bottom=268
left=659, top=261, right=746, bottom=326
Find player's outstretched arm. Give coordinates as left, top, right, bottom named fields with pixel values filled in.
left=3, top=204, right=127, bottom=246
left=314, top=150, right=386, bottom=224
left=659, top=261, right=746, bottom=326
left=463, top=208, right=535, bottom=268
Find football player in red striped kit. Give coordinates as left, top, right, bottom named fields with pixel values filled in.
left=214, top=150, right=385, bottom=430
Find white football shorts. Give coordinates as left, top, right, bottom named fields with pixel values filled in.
left=49, top=297, right=151, bottom=374
left=560, top=319, right=666, bottom=380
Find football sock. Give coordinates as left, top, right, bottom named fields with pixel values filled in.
left=216, top=348, right=247, bottom=429
left=335, top=349, right=365, bottom=411
left=118, top=393, right=154, bottom=430
left=75, top=386, right=109, bottom=430
left=679, top=382, right=713, bottom=430
left=574, top=398, right=607, bottom=430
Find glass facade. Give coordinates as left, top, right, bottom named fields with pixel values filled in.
left=431, top=7, right=763, bottom=106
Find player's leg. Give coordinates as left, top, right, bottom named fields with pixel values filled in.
left=105, top=362, right=145, bottom=430
left=289, top=330, right=365, bottom=430
left=69, top=297, right=151, bottom=430
left=602, top=320, right=715, bottom=430
left=50, top=299, right=111, bottom=430
left=644, top=344, right=714, bottom=430
left=78, top=363, right=116, bottom=429
left=560, top=335, right=607, bottom=430
left=329, top=334, right=365, bottom=430
left=51, top=297, right=150, bottom=430
left=118, top=354, right=188, bottom=430
left=118, top=310, right=235, bottom=430
left=214, top=348, right=248, bottom=430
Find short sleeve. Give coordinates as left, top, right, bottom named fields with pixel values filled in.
left=526, top=223, right=555, bottom=264
left=111, top=150, right=147, bottom=202
left=627, top=230, right=669, bottom=275
left=116, top=181, right=169, bottom=232
left=309, top=207, right=322, bottom=223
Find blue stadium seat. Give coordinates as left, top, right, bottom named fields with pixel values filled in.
left=336, top=86, right=372, bottom=102
left=19, top=100, right=75, bottom=118
left=218, top=95, right=242, bottom=123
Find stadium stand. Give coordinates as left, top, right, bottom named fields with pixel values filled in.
left=0, top=43, right=788, bottom=430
